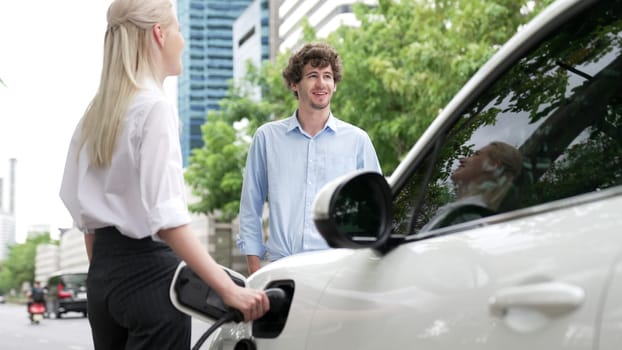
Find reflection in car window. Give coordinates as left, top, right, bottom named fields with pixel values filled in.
left=393, top=1, right=622, bottom=235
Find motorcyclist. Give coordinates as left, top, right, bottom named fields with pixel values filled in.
left=26, top=281, right=47, bottom=318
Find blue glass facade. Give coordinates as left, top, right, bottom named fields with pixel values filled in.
left=260, top=0, right=270, bottom=62
left=177, top=0, right=253, bottom=166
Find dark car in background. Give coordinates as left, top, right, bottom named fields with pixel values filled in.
left=45, top=271, right=88, bottom=318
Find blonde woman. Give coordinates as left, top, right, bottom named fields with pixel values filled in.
left=423, top=141, right=523, bottom=231
left=59, top=1, right=268, bottom=348
left=451, top=141, right=523, bottom=210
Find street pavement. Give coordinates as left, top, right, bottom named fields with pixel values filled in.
left=0, top=302, right=215, bottom=349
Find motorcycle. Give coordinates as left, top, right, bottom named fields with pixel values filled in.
left=28, top=301, right=46, bottom=324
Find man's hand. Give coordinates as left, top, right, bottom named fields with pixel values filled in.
left=246, top=255, right=261, bottom=275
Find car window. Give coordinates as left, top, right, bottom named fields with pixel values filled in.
left=393, top=1, right=622, bottom=235
left=62, top=274, right=88, bottom=288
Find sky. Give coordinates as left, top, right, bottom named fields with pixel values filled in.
left=0, top=1, right=176, bottom=242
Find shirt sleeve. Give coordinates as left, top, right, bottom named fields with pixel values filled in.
left=59, top=122, right=87, bottom=232
left=139, top=100, right=191, bottom=236
left=359, top=132, right=382, bottom=174
left=237, top=129, right=268, bottom=258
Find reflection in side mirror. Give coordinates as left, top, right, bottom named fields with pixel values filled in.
left=314, top=171, right=392, bottom=249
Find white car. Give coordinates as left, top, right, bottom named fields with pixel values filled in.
left=179, top=0, right=622, bottom=349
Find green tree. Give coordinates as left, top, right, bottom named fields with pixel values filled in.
left=327, top=0, right=554, bottom=172
left=185, top=117, right=247, bottom=221
left=0, top=233, right=57, bottom=294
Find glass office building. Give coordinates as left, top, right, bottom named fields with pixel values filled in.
left=233, top=0, right=271, bottom=101
left=177, top=0, right=253, bottom=166
left=276, top=0, right=378, bottom=53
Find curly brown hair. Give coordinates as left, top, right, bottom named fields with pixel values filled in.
left=282, top=42, right=343, bottom=98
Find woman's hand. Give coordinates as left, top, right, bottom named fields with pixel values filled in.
left=222, top=285, right=270, bottom=322
left=159, top=225, right=270, bottom=322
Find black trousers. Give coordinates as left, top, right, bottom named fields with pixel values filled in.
left=88, top=227, right=190, bottom=350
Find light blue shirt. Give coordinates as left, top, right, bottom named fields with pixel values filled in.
left=237, top=112, right=381, bottom=261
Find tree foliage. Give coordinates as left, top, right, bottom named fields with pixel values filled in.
left=390, top=1, right=622, bottom=233
left=0, top=233, right=57, bottom=294
left=185, top=0, right=555, bottom=220
left=327, top=0, right=554, bottom=171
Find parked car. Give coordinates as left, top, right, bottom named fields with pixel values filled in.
left=0, top=294, right=5, bottom=304
left=45, top=271, right=88, bottom=318
left=186, top=0, right=622, bottom=349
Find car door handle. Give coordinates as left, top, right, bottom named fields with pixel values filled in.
left=489, top=281, right=585, bottom=317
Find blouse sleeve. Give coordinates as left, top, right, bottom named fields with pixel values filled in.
left=59, top=121, right=87, bottom=232
left=138, top=100, right=191, bottom=236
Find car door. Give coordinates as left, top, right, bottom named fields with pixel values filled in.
left=307, top=200, right=622, bottom=349
left=598, top=253, right=622, bottom=350
left=306, top=1, right=622, bottom=348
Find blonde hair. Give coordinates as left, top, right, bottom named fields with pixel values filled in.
left=461, top=141, right=523, bottom=210
left=487, top=141, right=523, bottom=178
left=477, top=141, right=523, bottom=210
left=79, top=0, right=174, bottom=167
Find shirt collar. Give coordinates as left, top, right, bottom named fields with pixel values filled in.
left=286, top=110, right=338, bottom=133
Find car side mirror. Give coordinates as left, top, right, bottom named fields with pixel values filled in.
left=313, top=170, right=392, bottom=250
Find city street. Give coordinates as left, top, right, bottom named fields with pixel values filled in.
left=0, top=302, right=215, bottom=349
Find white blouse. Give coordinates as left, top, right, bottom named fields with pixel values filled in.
left=59, top=80, right=191, bottom=240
